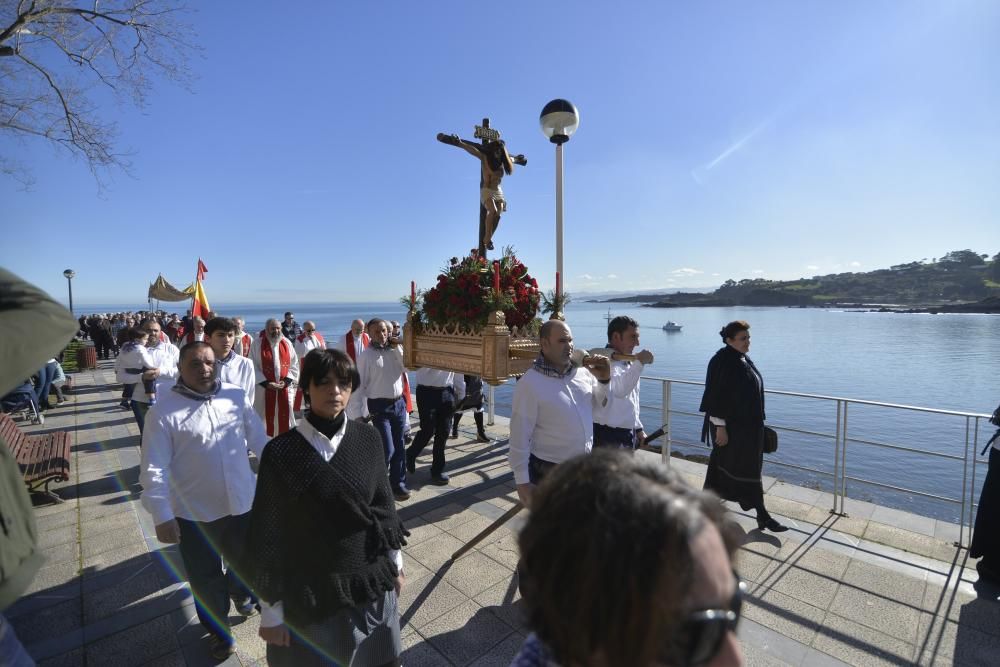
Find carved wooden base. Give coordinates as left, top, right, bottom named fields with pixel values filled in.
left=403, top=311, right=539, bottom=386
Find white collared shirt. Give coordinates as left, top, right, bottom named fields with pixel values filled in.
left=139, top=382, right=268, bottom=525
left=508, top=367, right=608, bottom=485
left=216, top=351, right=256, bottom=406
left=413, top=368, right=466, bottom=401
left=592, top=358, right=644, bottom=429
left=357, top=345, right=405, bottom=402
left=258, top=417, right=403, bottom=628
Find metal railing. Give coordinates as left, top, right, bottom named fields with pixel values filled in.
left=639, top=375, right=993, bottom=548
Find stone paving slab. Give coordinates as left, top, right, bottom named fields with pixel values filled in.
left=6, top=361, right=999, bottom=666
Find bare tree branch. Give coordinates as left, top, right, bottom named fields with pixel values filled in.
left=0, top=0, right=195, bottom=189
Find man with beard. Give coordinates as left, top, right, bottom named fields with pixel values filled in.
left=508, top=320, right=610, bottom=508
left=206, top=317, right=256, bottom=406
left=251, top=318, right=299, bottom=437
left=139, top=342, right=268, bottom=660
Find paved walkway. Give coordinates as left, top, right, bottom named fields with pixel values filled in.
left=6, top=361, right=1000, bottom=666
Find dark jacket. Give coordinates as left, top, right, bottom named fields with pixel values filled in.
left=699, top=345, right=765, bottom=441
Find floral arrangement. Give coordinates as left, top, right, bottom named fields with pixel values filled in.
left=418, top=247, right=541, bottom=333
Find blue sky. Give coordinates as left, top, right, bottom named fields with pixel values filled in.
left=2, top=0, right=998, bottom=306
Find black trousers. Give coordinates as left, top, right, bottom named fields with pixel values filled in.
left=408, top=385, right=455, bottom=475
left=176, top=512, right=255, bottom=643
left=593, top=423, right=638, bottom=450
left=971, top=447, right=1000, bottom=583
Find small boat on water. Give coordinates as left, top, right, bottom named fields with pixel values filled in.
left=662, top=321, right=683, bottom=331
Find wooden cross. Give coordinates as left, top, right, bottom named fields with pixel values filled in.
left=437, top=118, right=527, bottom=257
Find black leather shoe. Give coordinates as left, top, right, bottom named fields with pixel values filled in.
left=405, top=449, right=416, bottom=474
left=757, top=516, right=788, bottom=533
left=449, top=431, right=459, bottom=440
left=430, top=472, right=450, bottom=486
left=475, top=432, right=492, bottom=443
left=393, top=485, right=411, bottom=501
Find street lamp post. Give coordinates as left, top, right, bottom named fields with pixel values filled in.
left=63, top=269, right=75, bottom=314
left=539, top=99, right=580, bottom=301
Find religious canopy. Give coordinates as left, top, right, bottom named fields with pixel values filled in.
left=147, top=274, right=194, bottom=302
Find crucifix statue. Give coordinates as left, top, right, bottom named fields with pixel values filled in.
left=438, top=118, right=527, bottom=257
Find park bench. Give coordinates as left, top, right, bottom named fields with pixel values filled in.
left=0, top=412, right=72, bottom=503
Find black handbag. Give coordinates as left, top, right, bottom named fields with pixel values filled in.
left=763, top=426, right=778, bottom=454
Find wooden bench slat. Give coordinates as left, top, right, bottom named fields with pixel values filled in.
left=1, top=413, right=72, bottom=494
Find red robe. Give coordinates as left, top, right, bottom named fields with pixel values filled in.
left=257, top=334, right=295, bottom=437
left=238, top=332, right=253, bottom=357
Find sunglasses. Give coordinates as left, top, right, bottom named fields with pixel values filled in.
left=663, top=571, right=745, bottom=666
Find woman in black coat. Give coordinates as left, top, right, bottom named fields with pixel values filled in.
left=699, top=320, right=787, bottom=533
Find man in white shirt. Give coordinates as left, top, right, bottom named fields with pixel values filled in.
left=405, top=369, right=465, bottom=485
left=125, top=318, right=180, bottom=434
left=357, top=318, right=410, bottom=500
left=206, top=317, right=256, bottom=406
left=139, top=342, right=268, bottom=661
left=592, top=316, right=654, bottom=451
left=251, top=318, right=300, bottom=437
left=508, top=320, right=610, bottom=508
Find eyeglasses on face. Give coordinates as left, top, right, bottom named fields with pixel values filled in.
left=662, top=571, right=745, bottom=666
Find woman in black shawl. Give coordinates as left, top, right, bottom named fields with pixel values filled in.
left=699, top=321, right=787, bottom=533
left=247, top=348, right=408, bottom=666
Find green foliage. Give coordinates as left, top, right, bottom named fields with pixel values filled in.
left=541, top=289, right=572, bottom=316
left=650, top=249, right=999, bottom=307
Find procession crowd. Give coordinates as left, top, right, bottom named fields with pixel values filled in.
left=93, top=305, right=750, bottom=666
left=5, top=280, right=997, bottom=667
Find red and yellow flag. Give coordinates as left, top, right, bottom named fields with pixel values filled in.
left=192, top=259, right=210, bottom=317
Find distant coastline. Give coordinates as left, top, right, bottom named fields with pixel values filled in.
left=599, top=249, right=1000, bottom=314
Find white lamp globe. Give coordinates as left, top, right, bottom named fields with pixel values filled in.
left=540, top=99, right=579, bottom=145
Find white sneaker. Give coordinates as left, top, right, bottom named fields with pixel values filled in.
left=33, top=413, right=45, bottom=425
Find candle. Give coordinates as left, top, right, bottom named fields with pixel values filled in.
left=493, top=260, right=501, bottom=293
left=555, top=271, right=561, bottom=299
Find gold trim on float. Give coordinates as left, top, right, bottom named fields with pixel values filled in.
left=403, top=310, right=539, bottom=386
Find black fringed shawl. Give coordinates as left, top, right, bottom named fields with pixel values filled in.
left=246, top=420, right=408, bottom=626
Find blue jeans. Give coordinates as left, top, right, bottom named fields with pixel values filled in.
left=35, top=363, right=55, bottom=409
left=0, top=614, right=33, bottom=666
left=176, top=512, right=256, bottom=644
left=368, top=396, right=407, bottom=489
left=130, top=400, right=150, bottom=435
